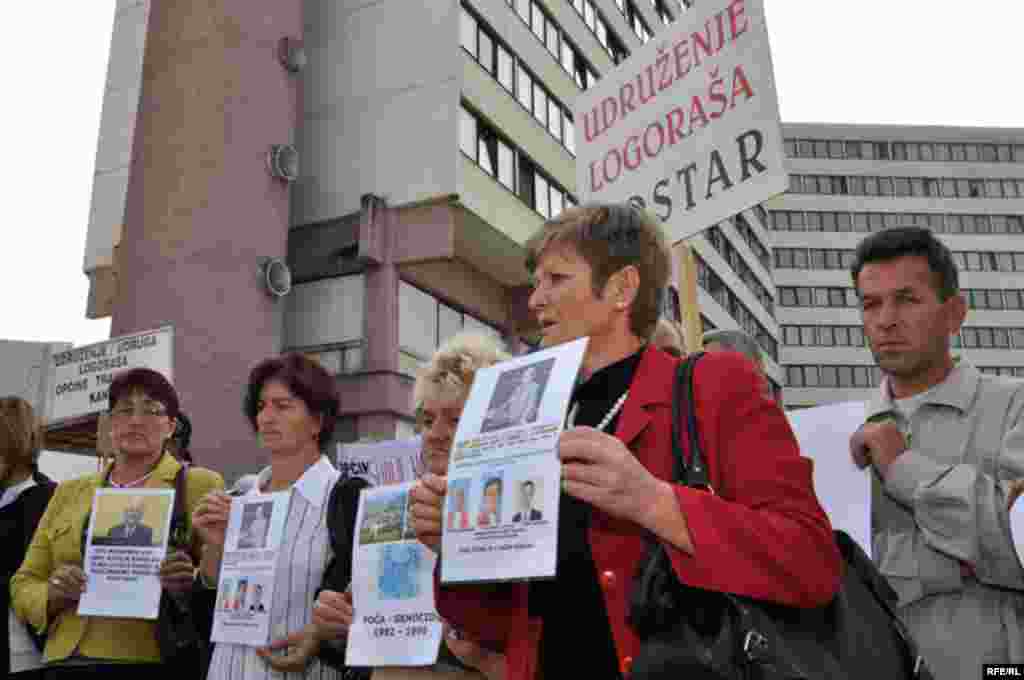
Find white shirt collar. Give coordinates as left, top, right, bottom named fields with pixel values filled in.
left=0, top=476, right=38, bottom=511
left=249, top=455, right=338, bottom=507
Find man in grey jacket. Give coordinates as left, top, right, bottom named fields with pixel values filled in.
left=849, top=226, right=1024, bottom=680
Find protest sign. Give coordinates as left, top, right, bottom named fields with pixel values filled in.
left=787, top=401, right=871, bottom=555
left=346, top=481, right=443, bottom=666
left=78, top=488, right=174, bottom=619
left=211, top=492, right=291, bottom=646
left=574, top=0, right=787, bottom=242
left=46, top=326, right=173, bottom=425
left=441, top=338, right=587, bottom=584
left=337, top=436, right=423, bottom=486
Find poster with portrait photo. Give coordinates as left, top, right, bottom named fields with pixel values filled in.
left=480, top=358, right=555, bottom=434
left=442, top=338, right=587, bottom=584
left=78, top=488, right=175, bottom=619
left=212, top=491, right=290, bottom=646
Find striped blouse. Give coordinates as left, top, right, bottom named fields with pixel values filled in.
left=207, top=456, right=344, bottom=680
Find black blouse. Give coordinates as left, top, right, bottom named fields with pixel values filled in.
left=529, top=350, right=642, bottom=680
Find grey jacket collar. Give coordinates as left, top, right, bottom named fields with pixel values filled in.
left=866, top=363, right=980, bottom=420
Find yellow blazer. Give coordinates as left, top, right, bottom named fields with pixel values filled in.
left=10, top=454, right=223, bottom=664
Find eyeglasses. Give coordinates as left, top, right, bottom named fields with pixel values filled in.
left=110, top=405, right=169, bottom=420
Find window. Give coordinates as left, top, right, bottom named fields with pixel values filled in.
left=497, top=46, right=514, bottom=91
left=497, top=141, right=515, bottom=189
left=460, top=8, right=477, bottom=54
left=459, top=107, right=476, bottom=158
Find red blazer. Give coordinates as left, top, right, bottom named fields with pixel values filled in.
left=436, top=346, right=841, bottom=680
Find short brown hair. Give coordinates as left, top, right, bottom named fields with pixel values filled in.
left=0, top=396, right=43, bottom=469
left=525, top=203, right=670, bottom=340
left=109, top=368, right=181, bottom=419
left=244, top=353, right=340, bottom=450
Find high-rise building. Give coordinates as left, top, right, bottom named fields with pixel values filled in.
left=774, top=123, right=1024, bottom=408
left=81, top=0, right=775, bottom=470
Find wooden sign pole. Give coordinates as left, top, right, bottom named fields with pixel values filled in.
left=674, top=243, right=704, bottom=354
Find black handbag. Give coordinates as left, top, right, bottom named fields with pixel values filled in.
left=627, top=353, right=933, bottom=680
left=155, top=463, right=208, bottom=675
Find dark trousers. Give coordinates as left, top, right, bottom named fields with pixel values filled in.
left=40, top=664, right=161, bottom=680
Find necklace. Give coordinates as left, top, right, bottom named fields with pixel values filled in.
left=108, top=457, right=162, bottom=488
left=567, top=390, right=630, bottom=432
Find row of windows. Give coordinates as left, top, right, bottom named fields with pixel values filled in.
left=979, top=367, right=1024, bottom=378
left=778, top=285, right=1024, bottom=311
left=733, top=213, right=772, bottom=270
left=785, top=364, right=882, bottom=389
left=778, top=286, right=859, bottom=309
left=769, top=210, right=1024, bottom=235
left=789, top=174, right=1024, bottom=200
left=775, top=248, right=1024, bottom=273
left=784, top=138, right=1024, bottom=164
left=705, top=226, right=774, bottom=314
left=613, top=0, right=654, bottom=43
left=782, top=325, right=866, bottom=348
left=459, top=104, right=576, bottom=220
left=695, top=254, right=778, bottom=361
left=398, top=281, right=500, bottom=373
left=563, top=0, right=630, bottom=64
left=503, top=0, right=601, bottom=89
left=461, top=6, right=576, bottom=155
left=783, top=324, right=1024, bottom=352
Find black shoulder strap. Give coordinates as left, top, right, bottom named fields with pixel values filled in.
left=670, top=352, right=711, bottom=491
left=169, top=463, right=191, bottom=549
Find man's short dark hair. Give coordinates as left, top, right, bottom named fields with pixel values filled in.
left=521, top=480, right=535, bottom=492
left=851, top=227, right=959, bottom=301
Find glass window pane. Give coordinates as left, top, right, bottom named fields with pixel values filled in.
left=532, top=4, right=545, bottom=39
left=477, top=31, right=494, bottom=73
left=545, top=22, right=559, bottom=56
left=459, top=9, right=477, bottom=55
left=820, top=365, right=837, bottom=387
left=533, top=87, right=548, bottom=125
left=458, top=107, right=476, bottom=158
left=534, top=174, right=550, bottom=217
left=438, top=303, right=463, bottom=346
left=497, top=47, right=514, bottom=91
left=550, top=188, right=564, bottom=218
left=548, top=100, right=561, bottom=138
left=804, top=366, right=820, bottom=387
left=478, top=135, right=495, bottom=175
left=497, top=140, right=515, bottom=189
left=564, top=117, right=576, bottom=154
left=517, top=68, right=532, bottom=109
left=399, top=281, right=438, bottom=359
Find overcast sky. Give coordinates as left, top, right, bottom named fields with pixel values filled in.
left=1, top=0, right=1021, bottom=349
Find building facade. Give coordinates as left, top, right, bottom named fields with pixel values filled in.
left=774, top=123, right=1024, bottom=408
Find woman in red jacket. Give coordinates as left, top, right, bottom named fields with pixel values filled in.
left=411, top=203, right=842, bottom=680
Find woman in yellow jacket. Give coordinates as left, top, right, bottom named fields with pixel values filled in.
left=10, top=368, right=223, bottom=680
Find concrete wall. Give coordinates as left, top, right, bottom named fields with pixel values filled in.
left=295, top=0, right=463, bottom=224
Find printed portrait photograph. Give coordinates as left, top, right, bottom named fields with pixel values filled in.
left=359, top=489, right=409, bottom=545
left=475, top=473, right=504, bottom=529
left=91, top=492, right=171, bottom=548
left=237, top=501, right=274, bottom=550
left=377, top=543, right=423, bottom=601
left=445, top=478, right=474, bottom=532
left=218, top=578, right=235, bottom=610
left=480, top=358, right=555, bottom=434
left=245, top=579, right=269, bottom=614
left=511, top=477, right=544, bottom=524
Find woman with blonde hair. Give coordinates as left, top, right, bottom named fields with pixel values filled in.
left=310, top=331, right=511, bottom=679
left=2, top=396, right=56, bottom=677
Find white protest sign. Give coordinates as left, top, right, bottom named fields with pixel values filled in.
left=78, top=488, right=175, bottom=619
left=347, top=481, right=443, bottom=666
left=574, top=0, right=786, bottom=241
left=442, top=338, right=587, bottom=584
left=211, top=492, right=291, bottom=646
left=337, top=437, right=423, bottom=486
left=787, top=401, right=871, bottom=556
left=46, top=326, right=174, bottom=425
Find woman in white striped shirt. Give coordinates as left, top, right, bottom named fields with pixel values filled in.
left=193, top=354, right=345, bottom=680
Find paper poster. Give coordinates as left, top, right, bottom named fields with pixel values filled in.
left=441, top=338, right=587, bottom=584
left=9, top=607, right=43, bottom=673
left=211, top=492, right=291, bottom=646
left=1010, top=500, right=1024, bottom=570
left=337, top=436, right=423, bottom=486
left=346, top=481, right=442, bottom=666
left=78, top=488, right=175, bottom=619
left=787, top=401, right=872, bottom=556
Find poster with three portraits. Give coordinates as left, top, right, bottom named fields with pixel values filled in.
left=441, top=337, right=588, bottom=584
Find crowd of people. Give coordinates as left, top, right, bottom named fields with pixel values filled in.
left=3, top=202, right=1023, bottom=680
